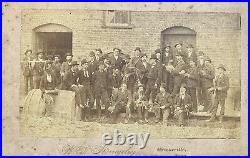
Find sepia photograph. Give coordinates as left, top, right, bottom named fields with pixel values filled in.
left=2, top=2, right=248, bottom=156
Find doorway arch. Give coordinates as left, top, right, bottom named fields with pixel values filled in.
left=32, top=23, right=73, bottom=60
left=161, top=26, right=196, bottom=49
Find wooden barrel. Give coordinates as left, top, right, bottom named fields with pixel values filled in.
left=22, top=89, right=46, bottom=117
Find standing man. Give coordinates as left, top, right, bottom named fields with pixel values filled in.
left=186, top=44, right=197, bottom=64
left=174, top=43, right=187, bottom=64
left=172, top=54, right=187, bottom=95
left=145, top=54, right=161, bottom=102
left=52, top=55, right=62, bottom=88
left=110, top=48, right=124, bottom=71
left=184, top=60, right=199, bottom=112
left=207, top=64, right=229, bottom=123
left=33, top=51, right=46, bottom=89
left=198, top=54, right=215, bottom=112
left=21, top=49, right=34, bottom=95
left=95, top=48, right=104, bottom=62
left=60, top=53, right=73, bottom=78
left=162, top=44, right=174, bottom=66
left=136, top=52, right=150, bottom=92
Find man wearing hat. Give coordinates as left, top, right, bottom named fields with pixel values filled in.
left=52, top=55, right=62, bottom=88
left=207, top=64, right=229, bottom=123
left=162, top=44, right=174, bottom=65
left=78, top=59, right=94, bottom=121
left=186, top=44, right=197, bottom=64
left=62, top=61, right=83, bottom=121
left=104, top=57, right=114, bottom=102
left=110, top=48, right=124, bottom=71
left=60, top=53, right=73, bottom=78
left=21, top=49, right=34, bottom=95
left=197, top=54, right=215, bottom=112
left=173, top=84, right=192, bottom=126
left=95, top=48, right=104, bottom=62
left=174, top=43, right=187, bottom=61
left=92, top=62, right=109, bottom=118
left=33, top=51, right=46, bottom=89
left=145, top=54, right=161, bottom=102
left=154, top=83, right=173, bottom=124
left=172, top=54, right=187, bottom=95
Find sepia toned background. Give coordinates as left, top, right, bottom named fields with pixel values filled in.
left=3, top=2, right=248, bottom=155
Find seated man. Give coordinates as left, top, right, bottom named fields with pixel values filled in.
left=135, top=84, right=149, bottom=124
left=154, top=83, right=173, bottom=125
left=173, top=85, right=192, bottom=126
left=109, top=83, right=128, bottom=123
left=62, top=61, right=83, bottom=121
left=39, top=60, right=58, bottom=116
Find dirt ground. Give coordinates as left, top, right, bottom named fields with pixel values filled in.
left=20, top=111, right=240, bottom=139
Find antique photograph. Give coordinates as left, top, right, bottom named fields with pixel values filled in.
left=2, top=2, right=248, bottom=156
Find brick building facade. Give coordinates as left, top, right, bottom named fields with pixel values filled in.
left=21, top=10, right=241, bottom=108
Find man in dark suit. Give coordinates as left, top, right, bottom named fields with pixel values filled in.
left=186, top=44, right=197, bottom=64
left=173, top=43, right=187, bottom=65
left=62, top=61, right=83, bottom=120
left=162, top=44, right=174, bottom=66
left=172, top=54, right=187, bottom=95
left=197, top=54, right=215, bottom=112
left=173, top=85, right=192, bottom=126
left=184, top=60, right=199, bottom=112
left=33, top=51, right=46, bottom=89
left=52, top=55, right=62, bottom=88
left=207, top=64, right=229, bottom=123
left=110, top=48, right=124, bottom=71
left=78, top=59, right=94, bottom=121
left=93, top=62, right=109, bottom=118
left=145, top=54, right=161, bottom=102
left=60, top=53, right=73, bottom=78
left=21, top=49, right=34, bottom=95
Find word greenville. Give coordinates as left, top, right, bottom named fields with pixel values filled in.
left=102, top=129, right=150, bottom=149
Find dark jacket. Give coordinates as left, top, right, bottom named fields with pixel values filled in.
left=186, top=52, right=198, bottom=64
left=174, top=94, right=192, bottom=110
left=155, top=92, right=173, bottom=108
left=93, top=70, right=108, bottom=92
left=214, top=74, right=229, bottom=99
left=173, top=60, right=187, bottom=85
left=39, top=71, right=57, bottom=91
left=33, top=59, right=45, bottom=76
left=21, top=56, right=34, bottom=76
left=110, top=55, right=124, bottom=71
left=60, top=61, right=72, bottom=75
left=78, top=69, right=91, bottom=87
left=62, top=70, right=79, bottom=90
left=198, top=63, right=215, bottom=88
left=185, top=66, right=199, bottom=88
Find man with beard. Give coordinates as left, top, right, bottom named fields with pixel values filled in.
left=52, top=55, right=62, bottom=88
left=60, top=53, right=73, bottom=78
left=33, top=51, right=46, bottom=89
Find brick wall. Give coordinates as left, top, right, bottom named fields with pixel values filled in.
left=21, top=10, right=241, bottom=86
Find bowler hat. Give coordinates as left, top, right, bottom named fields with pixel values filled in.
left=134, top=47, right=141, bottom=52
left=174, top=43, right=182, bottom=48
left=89, top=51, right=95, bottom=57
left=81, top=59, right=88, bottom=65
left=25, top=49, right=32, bottom=55
left=217, top=64, right=226, bottom=71
left=71, top=61, right=79, bottom=66
left=155, top=48, right=161, bottom=54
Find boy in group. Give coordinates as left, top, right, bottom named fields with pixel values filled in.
left=135, top=84, right=149, bottom=124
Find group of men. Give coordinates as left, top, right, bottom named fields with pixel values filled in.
left=22, top=43, right=229, bottom=126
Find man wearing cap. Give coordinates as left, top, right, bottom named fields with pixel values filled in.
left=145, top=54, right=161, bottom=102
left=95, top=48, right=104, bottom=62
left=92, top=62, right=109, bottom=118
left=172, top=54, right=187, bottom=95
left=186, top=44, right=197, bottom=64
left=33, top=51, right=46, bottom=89
left=21, top=49, right=34, bottom=95
left=197, top=54, right=215, bottom=112
left=207, top=64, right=229, bottom=123
left=62, top=61, right=83, bottom=121
left=78, top=59, right=94, bottom=121
left=110, top=48, right=124, bottom=71
left=173, top=85, right=192, bottom=126
left=184, top=60, right=199, bottom=112
left=52, top=55, right=62, bottom=88
left=154, top=83, right=173, bottom=124
left=60, top=53, right=73, bottom=78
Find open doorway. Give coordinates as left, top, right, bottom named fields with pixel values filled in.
left=32, top=23, right=72, bottom=62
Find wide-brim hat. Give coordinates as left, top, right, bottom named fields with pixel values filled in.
left=217, top=64, right=226, bottom=71
left=71, top=61, right=79, bottom=66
